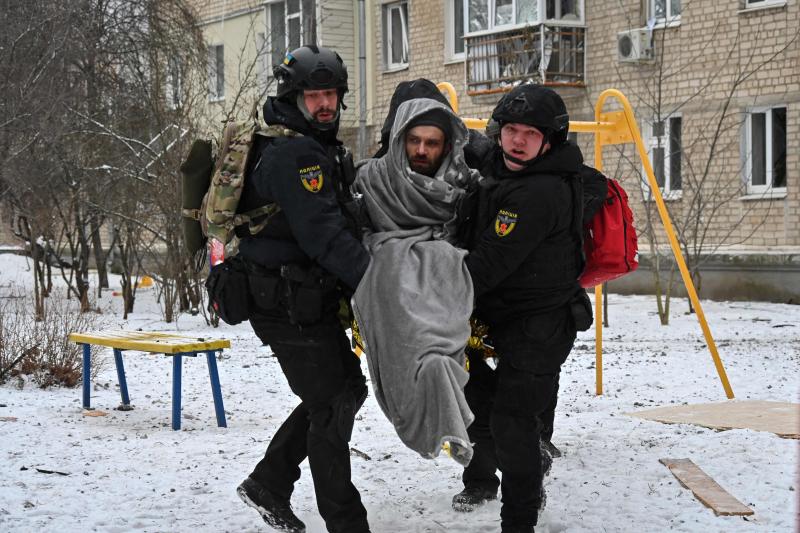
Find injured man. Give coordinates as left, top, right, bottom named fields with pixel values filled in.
left=351, top=97, right=480, bottom=466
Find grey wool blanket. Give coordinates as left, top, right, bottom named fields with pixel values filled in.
left=352, top=98, right=479, bottom=466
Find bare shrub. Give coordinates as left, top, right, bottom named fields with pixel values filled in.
left=0, top=289, right=104, bottom=388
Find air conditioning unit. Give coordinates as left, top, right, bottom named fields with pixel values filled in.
left=617, top=28, right=654, bottom=62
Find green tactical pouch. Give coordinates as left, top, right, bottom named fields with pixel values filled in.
left=180, top=139, right=215, bottom=258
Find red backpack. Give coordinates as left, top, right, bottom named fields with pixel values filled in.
left=579, top=178, right=638, bottom=288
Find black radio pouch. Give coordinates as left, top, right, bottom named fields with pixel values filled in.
left=570, top=290, right=594, bottom=332
left=289, top=285, right=323, bottom=325
left=247, top=272, right=281, bottom=313
left=281, top=265, right=326, bottom=326
left=205, top=256, right=251, bottom=325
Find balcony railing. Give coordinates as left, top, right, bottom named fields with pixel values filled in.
left=465, top=25, right=585, bottom=95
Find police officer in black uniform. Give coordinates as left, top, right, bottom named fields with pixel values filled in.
left=452, top=84, right=593, bottom=533
left=234, top=45, right=371, bottom=533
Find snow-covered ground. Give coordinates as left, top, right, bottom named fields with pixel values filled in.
left=0, top=253, right=797, bottom=532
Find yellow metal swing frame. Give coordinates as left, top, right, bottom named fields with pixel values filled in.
left=437, top=82, right=734, bottom=399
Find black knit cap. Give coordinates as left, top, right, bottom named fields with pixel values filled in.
left=405, top=108, right=453, bottom=142
left=374, top=79, right=453, bottom=157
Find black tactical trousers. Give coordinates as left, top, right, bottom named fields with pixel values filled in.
left=249, top=307, right=369, bottom=533
left=463, top=306, right=576, bottom=530
left=540, top=371, right=560, bottom=443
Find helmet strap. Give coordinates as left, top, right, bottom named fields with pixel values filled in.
left=500, top=131, right=550, bottom=168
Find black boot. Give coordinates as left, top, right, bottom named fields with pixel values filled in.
left=501, top=525, right=535, bottom=533
left=451, top=486, right=498, bottom=512
left=541, top=439, right=562, bottom=458
left=237, top=477, right=306, bottom=532
left=540, top=440, right=553, bottom=477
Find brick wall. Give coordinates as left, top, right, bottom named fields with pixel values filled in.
left=370, top=0, right=799, bottom=252
left=586, top=0, right=799, bottom=251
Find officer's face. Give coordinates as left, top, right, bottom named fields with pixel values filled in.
left=303, top=89, right=339, bottom=123
left=405, top=125, right=449, bottom=177
left=500, top=123, right=549, bottom=171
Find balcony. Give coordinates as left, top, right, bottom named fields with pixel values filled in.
left=465, top=24, right=585, bottom=95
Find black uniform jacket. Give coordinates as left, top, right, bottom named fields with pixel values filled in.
left=236, top=98, right=370, bottom=291
left=465, top=142, right=585, bottom=325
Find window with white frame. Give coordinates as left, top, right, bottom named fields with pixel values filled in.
left=208, top=44, right=224, bottom=101
left=383, top=1, right=409, bottom=69
left=445, top=0, right=466, bottom=61
left=165, top=57, right=182, bottom=110
left=649, top=0, right=681, bottom=24
left=256, top=1, right=316, bottom=95
left=464, top=0, right=582, bottom=33
left=646, top=115, right=682, bottom=194
left=745, top=106, right=787, bottom=194
left=744, top=0, right=785, bottom=8
left=269, top=0, right=316, bottom=66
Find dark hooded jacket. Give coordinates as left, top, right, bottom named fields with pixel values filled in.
left=465, top=141, right=586, bottom=324
left=374, top=78, right=494, bottom=169
left=236, top=97, right=369, bottom=290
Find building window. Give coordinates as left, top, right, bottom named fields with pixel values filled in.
left=208, top=44, right=224, bottom=101
left=445, top=0, right=466, bottom=61
left=745, top=106, right=787, bottom=194
left=546, top=0, right=581, bottom=21
left=256, top=1, right=316, bottom=96
left=462, top=0, right=585, bottom=92
left=744, top=0, right=785, bottom=8
left=383, top=1, right=409, bottom=69
left=649, top=0, right=681, bottom=23
left=269, top=0, right=316, bottom=66
left=646, top=115, right=682, bottom=194
left=465, top=0, right=582, bottom=33
left=166, top=57, right=182, bottom=110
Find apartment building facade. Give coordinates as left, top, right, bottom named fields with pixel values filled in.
left=372, top=0, right=799, bottom=301
left=186, top=0, right=376, bottom=146
left=186, top=0, right=798, bottom=301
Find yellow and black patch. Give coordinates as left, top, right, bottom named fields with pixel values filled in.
left=299, top=164, right=324, bottom=193
left=494, top=209, right=518, bottom=237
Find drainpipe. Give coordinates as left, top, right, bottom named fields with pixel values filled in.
left=357, top=0, right=367, bottom=160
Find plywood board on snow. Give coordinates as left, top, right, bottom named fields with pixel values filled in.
left=627, top=400, right=799, bottom=438
left=660, top=458, right=754, bottom=516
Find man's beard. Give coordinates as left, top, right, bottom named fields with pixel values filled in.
left=409, top=155, right=442, bottom=177
left=313, top=107, right=337, bottom=123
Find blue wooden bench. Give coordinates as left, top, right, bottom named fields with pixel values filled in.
left=68, top=330, right=230, bottom=430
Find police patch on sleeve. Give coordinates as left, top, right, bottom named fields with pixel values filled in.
left=494, top=209, right=518, bottom=237
left=299, top=164, right=324, bottom=193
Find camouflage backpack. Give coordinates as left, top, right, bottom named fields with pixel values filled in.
left=180, top=107, right=300, bottom=266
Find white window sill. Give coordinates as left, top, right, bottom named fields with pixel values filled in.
left=739, top=1, right=786, bottom=14
left=382, top=64, right=409, bottom=74
left=652, top=18, right=681, bottom=29
left=645, top=190, right=682, bottom=202
left=465, top=20, right=586, bottom=39
left=444, top=56, right=465, bottom=66
left=208, top=96, right=225, bottom=103
left=740, top=190, right=788, bottom=201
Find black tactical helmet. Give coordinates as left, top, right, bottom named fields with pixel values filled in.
left=484, top=118, right=500, bottom=139
left=491, top=84, right=569, bottom=145
left=273, top=45, right=349, bottom=101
